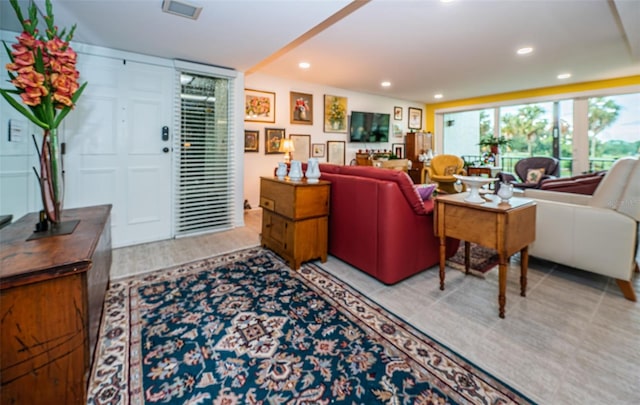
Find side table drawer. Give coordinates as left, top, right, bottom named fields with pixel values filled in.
left=260, top=196, right=275, bottom=211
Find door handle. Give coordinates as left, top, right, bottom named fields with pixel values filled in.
left=163, top=147, right=170, bottom=153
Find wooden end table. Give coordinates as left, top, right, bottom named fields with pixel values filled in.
left=434, top=193, right=536, bottom=318
left=466, top=166, right=502, bottom=190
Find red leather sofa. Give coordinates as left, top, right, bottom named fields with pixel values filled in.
left=539, top=170, right=606, bottom=195
left=317, top=164, right=459, bottom=284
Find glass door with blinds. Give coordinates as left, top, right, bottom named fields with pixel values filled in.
left=175, top=72, right=233, bottom=235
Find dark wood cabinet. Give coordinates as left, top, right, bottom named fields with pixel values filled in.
left=0, top=205, right=112, bottom=405
left=406, top=132, right=431, bottom=183
left=405, top=132, right=433, bottom=184
left=260, top=177, right=330, bottom=270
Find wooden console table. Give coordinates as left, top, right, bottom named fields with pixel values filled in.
left=434, top=194, right=536, bottom=318
left=0, top=205, right=112, bottom=404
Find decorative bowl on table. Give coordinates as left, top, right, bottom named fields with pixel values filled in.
left=453, top=174, right=498, bottom=203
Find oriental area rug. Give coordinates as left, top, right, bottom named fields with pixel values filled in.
left=87, top=247, right=533, bottom=404
left=447, top=242, right=500, bottom=278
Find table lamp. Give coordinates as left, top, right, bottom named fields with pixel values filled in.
left=279, top=139, right=295, bottom=163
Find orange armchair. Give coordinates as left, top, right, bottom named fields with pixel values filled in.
left=423, top=154, right=466, bottom=193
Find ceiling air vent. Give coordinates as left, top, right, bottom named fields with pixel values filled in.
left=162, top=0, right=202, bottom=20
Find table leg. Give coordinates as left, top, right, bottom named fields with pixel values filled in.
left=464, top=241, right=471, bottom=274
left=439, top=237, right=446, bottom=290
left=520, top=246, right=529, bottom=297
left=498, top=260, right=507, bottom=318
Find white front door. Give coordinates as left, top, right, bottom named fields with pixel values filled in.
left=64, top=56, right=174, bottom=247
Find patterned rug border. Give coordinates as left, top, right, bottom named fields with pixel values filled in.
left=88, top=247, right=535, bottom=404
left=310, top=260, right=534, bottom=404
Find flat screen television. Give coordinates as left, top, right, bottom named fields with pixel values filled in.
left=349, top=111, right=390, bottom=142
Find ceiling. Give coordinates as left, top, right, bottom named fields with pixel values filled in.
left=1, top=0, right=639, bottom=104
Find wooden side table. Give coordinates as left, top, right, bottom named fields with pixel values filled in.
left=466, top=166, right=502, bottom=190
left=259, top=177, right=330, bottom=270
left=434, top=194, right=536, bottom=318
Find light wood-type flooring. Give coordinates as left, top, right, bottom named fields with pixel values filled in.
left=111, top=208, right=640, bottom=404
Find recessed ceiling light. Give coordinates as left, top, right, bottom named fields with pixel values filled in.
left=381, top=81, right=391, bottom=87
left=434, top=93, right=443, bottom=99
left=298, top=62, right=310, bottom=69
left=517, top=47, right=533, bottom=55
left=162, top=0, right=202, bottom=20
left=557, top=73, right=571, bottom=79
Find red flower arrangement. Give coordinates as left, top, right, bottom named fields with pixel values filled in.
left=1, top=0, right=86, bottom=129
left=1, top=0, right=87, bottom=226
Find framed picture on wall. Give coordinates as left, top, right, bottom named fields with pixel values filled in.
left=244, top=130, right=259, bottom=152
left=290, top=91, right=313, bottom=125
left=265, top=128, right=285, bottom=154
left=393, top=123, right=403, bottom=138
left=394, top=106, right=402, bottom=120
left=392, top=143, right=405, bottom=159
left=245, top=89, right=276, bottom=123
left=312, top=143, right=325, bottom=158
left=323, top=94, right=348, bottom=133
left=408, top=107, right=423, bottom=130
left=327, top=140, right=345, bottom=165
left=290, top=134, right=311, bottom=162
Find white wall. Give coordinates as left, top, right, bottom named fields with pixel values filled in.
left=0, top=32, right=41, bottom=221
left=243, top=72, right=425, bottom=209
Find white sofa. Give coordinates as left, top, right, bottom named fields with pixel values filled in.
left=523, top=157, right=639, bottom=301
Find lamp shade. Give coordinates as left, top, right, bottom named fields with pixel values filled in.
left=279, top=139, right=295, bottom=153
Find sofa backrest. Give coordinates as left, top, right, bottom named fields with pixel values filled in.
left=590, top=157, right=640, bottom=221
left=319, top=164, right=428, bottom=215
left=539, top=171, right=606, bottom=195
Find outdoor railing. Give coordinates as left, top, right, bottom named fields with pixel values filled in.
left=461, top=155, right=620, bottom=178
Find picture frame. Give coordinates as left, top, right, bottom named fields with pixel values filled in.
left=408, top=107, right=423, bottom=130
left=265, top=128, right=285, bottom=154
left=323, top=94, right=348, bottom=133
left=244, top=130, right=259, bottom=152
left=392, top=143, right=405, bottom=159
left=245, top=89, right=276, bottom=123
left=394, top=106, right=402, bottom=121
left=290, top=91, right=313, bottom=125
left=392, top=123, right=403, bottom=138
left=312, top=143, right=325, bottom=158
left=290, top=134, right=311, bottom=162
left=327, top=140, right=346, bottom=166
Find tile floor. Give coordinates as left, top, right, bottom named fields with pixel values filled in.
left=111, top=208, right=640, bottom=404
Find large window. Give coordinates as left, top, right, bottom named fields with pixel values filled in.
left=439, top=90, right=638, bottom=177
left=499, top=102, right=553, bottom=157
left=588, top=93, right=640, bottom=171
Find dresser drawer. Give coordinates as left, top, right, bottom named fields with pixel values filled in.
left=260, top=196, right=276, bottom=212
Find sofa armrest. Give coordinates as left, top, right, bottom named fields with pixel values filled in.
left=529, top=199, right=637, bottom=280
left=523, top=188, right=591, bottom=205
left=497, top=171, right=517, bottom=183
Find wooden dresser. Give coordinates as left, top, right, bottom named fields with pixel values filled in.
left=259, top=177, right=330, bottom=270
left=0, top=205, right=112, bottom=405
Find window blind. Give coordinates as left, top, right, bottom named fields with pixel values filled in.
left=173, top=71, right=235, bottom=235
